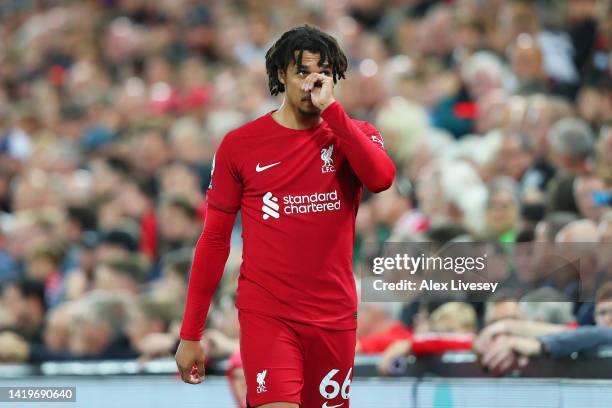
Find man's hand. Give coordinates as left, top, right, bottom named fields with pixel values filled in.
left=202, top=328, right=239, bottom=358
left=137, top=333, right=177, bottom=361
left=377, top=339, right=412, bottom=376
left=175, top=339, right=206, bottom=384
left=302, top=73, right=335, bottom=111
left=480, top=335, right=517, bottom=373
left=0, top=332, right=30, bottom=362
left=473, top=319, right=512, bottom=354
left=480, top=335, right=538, bottom=374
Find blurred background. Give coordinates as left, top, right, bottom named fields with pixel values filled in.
left=0, top=0, right=611, bottom=407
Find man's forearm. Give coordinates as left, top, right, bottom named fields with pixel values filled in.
left=321, top=101, right=395, bottom=192
left=179, top=204, right=236, bottom=341
left=510, top=336, right=542, bottom=356
left=538, top=327, right=612, bottom=358
left=507, top=320, right=569, bottom=338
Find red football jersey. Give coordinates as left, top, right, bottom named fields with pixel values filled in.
left=206, top=103, right=388, bottom=330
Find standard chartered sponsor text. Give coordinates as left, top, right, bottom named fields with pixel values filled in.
left=283, top=190, right=341, bottom=214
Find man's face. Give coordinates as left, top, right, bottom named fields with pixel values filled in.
left=159, top=205, right=193, bottom=242
left=595, top=300, right=612, bottom=327
left=486, top=190, right=519, bottom=236
left=485, top=301, right=522, bottom=325
left=69, top=317, right=110, bottom=356
left=1, top=285, right=26, bottom=325
left=93, top=265, right=137, bottom=293
left=43, top=304, right=74, bottom=352
left=495, top=137, right=532, bottom=180
left=280, top=51, right=332, bottom=116
left=575, top=176, right=607, bottom=221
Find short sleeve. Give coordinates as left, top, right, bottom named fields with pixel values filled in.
left=206, top=132, right=242, bottom=213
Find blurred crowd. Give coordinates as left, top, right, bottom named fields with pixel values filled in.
left=0, top=0, right=611, bottom=390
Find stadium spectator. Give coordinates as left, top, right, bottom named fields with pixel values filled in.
left=534, top=211, right=580, bottom=242
left=93, top=257, right=145, bottom=295
left=0, top=279, right=46, bottom=342
left=157, top=196, right=201, bottom=258
left=68, top=292, right=136, bottom=359
left=43, top=301, right=76, bottom=353
left=202, top=294, right=240, bottom=360
left=24, top=245, right=64, bottom=305
left=548, top=118, right=595, bottom=177
left=0, top=0, right=608, bottom=379
left=485, top=177, right=521, bottom=243
left=483, top=292, right=523, bottom=326
left=491, top=131, right=537, bottom=187
left=474, top=288, right=577, bottom=356
left=574, top=175, right=610, bottom=221
left=477, top=282, right=612, bottom=372
left=596, top=125, right=612, bottom=185
left=356, top=302, right=411, bottom=354
left=126, top=294, right=181, bottom=359
left=378, top=302, right=477, bottom=375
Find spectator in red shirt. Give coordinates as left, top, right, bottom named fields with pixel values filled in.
left=378, top=302, right=477, bottom=375
left=356, top=302, right=412, bottom=354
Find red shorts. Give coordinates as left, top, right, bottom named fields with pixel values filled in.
left=239, top=309, right=356, bottom=408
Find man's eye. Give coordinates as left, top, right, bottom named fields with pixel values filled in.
left=298, top=71, right=308, bottom=76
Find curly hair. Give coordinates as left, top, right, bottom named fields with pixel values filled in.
left=265, top=25, right=348, bottom=96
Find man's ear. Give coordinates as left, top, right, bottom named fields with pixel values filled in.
left=278, top=70, right=286, bottom=85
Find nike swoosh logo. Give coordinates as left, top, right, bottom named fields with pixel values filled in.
left=322, top=403, right=344, bottom=408
left=256, top=162, right=281, bottom=172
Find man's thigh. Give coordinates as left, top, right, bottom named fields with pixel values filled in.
left=239, top=310, right=304, bottom=408
left=301, top=327, right=356, bottom=408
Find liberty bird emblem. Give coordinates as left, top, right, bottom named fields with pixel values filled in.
left=256, top=369, right=267, bottom=393
left=320, top=145, right=335, bottom=173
